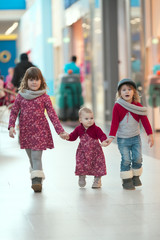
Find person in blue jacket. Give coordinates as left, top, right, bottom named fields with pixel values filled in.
left=64, top=56, right=80, bottom=74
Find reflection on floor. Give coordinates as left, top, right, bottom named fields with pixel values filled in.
left=0, top=123, right=160, bottom=240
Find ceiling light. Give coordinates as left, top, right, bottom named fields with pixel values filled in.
left=5, top=22, right=18, bottom=35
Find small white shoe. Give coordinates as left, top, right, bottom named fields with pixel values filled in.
left=78, top=175, right=86, bottom=187
left=92, top=177, right=102, bottom=188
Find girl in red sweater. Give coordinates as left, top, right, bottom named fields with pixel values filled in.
left=67, top=107, right=107, bottom=188
left=104, top=78, right=154, bottom=190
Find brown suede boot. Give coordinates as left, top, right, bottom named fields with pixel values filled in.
left=32, top=177, right=42, bottom=192
left=122, top=178, right=135, bottom=190
left=132, top=176, right=142, bottom=186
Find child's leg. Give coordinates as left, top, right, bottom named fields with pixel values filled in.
left=92, top=176, right=101, bottom=188
left=31, top=150, right=43, bottom=170
left=117, top=137, right=135, bottom=190
left=131, top=135, right=143, bottom=186
left=25, top=149, right=33, bottom=169
left=26, top=149, right=45, bottom=192
left=78, top=175, right=86, bottom=187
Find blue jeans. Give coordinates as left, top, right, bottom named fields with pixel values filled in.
left=117, top=135, right=142, bottom=172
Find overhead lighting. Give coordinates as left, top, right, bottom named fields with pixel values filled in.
left=47, top=37, right=56, bottom=44
left=152, top=37, right=159, bottom=44
left=63, top=37, right=70, bottom=43
left=5, top=22, right=18, bottom=35
left=94, top=17, right=101, bottom=22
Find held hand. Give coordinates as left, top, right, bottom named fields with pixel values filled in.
left=148, top=134, right=154, bottom=147
left=59, top=131, right=69, bottom=140
left=101, top=140, right=107, bottom=147
left=9, top=127, right=16, bottom=138
left=101, top=138, right=113, bottom=147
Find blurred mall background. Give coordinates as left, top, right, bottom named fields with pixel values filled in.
left=1, top=2, right=160, bottom=239
left=0, top=0, right=160, bottom=129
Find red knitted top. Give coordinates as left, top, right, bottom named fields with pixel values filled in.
left=109, top=102, right=153, bottom=137
left=68, top=123, right=107, bottom=142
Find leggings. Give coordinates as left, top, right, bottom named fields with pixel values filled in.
left=25, top=149, right=43, bottom=170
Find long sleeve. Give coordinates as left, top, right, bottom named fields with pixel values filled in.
left=140, top=115, right=153, bottom=135
left=45, top=95, right=64, bottom=134
left=68, top=127, right=79, bottom=141
left=95, top=126, right=107, bottom=142
left=8, top=94, right=21, bottom=129
left=109, top=104, right=120, bottom=137
left=134, top=102, right=153, bottom=135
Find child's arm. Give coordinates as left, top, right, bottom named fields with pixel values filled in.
left=109, top=104, right=120, bottom=137
left=95, top=126, right=107, bottom=142
left=101, top=137, right=114, bottom=147
left=140, top=115, right=153, bottom=136
left=67, top=127, right=79, bottom=141
left=102, top=104, right=120, bottom=147
left=9, top=127, right=16, bottom=138
left=8, top=94, right=21, bottom=130
left=148, top=134, right=154, bottom=147
left=45, top=95, right=65, bottom=134
left=140, top=114, right=154, bottom=147
left=59, top=131, right=69, bottom=140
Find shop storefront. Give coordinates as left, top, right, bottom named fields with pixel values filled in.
left=62, top=0, right=93, bottom=110
left=120, top=0, right=160, bottom=130
left=144, top=0, right=160, bottom=131
left=52, top=0, right=105, bottom=122
left=52, top=0, right=160, bottom=126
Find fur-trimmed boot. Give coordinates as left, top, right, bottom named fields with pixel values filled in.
left=31, top=170, right=45, bottom=193
left=120, top=170, right=135, bottom=190
left=132, top=168, right=142, bottom=187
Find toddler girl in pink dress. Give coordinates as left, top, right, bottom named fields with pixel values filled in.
left=67, top=107, right=107, bottom=188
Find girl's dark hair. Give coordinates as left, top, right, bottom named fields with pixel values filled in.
left=19, top=67, right=47, bottom=91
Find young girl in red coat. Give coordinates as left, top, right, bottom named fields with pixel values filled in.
left=104, top=78, right=154, bottom=190
left=67, top=107, right=107, bottom=188
left=8, top=67, right=68, bottom=193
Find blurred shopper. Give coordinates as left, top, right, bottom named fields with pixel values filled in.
left=0, top=75, right=5, bottom=105
left=12, top=53, right=35, bottom=90
left=8, top=67, right=68, bottom=193
left=5, top=67, right=14, bottom=84
left=66, top=107, right=107, bottom=189
left=64, top=55, right=80, bottom=74
left=0, top=75, right=5, bottom=98
left=103, top=79, right=154, bottom=190
left=5, top=67, right=16, bottom=106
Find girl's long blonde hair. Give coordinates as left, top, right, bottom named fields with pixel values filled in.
left=19, top=67, right=47, bottom=91
left=116, top=84, right=140, bottom=103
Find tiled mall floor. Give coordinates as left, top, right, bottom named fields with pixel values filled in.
left=0, top=121, right=160, bottom=240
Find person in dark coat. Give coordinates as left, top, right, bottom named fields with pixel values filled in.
left=12, top=53, right=35, bottom=90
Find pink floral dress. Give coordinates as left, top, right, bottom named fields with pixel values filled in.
left=68, top=124, right=107, bottom=177
left=8, top=93, right=64, bottom=150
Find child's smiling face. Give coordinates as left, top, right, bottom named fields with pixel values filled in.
left=120, top=84, right=134, bottom=103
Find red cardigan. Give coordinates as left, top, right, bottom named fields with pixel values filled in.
left=109, top=102, right=153, bottom=137
left=68, top=123, right=107, bottom=142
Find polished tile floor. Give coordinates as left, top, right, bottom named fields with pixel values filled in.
left=0, top=122, right=160, bottom=240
